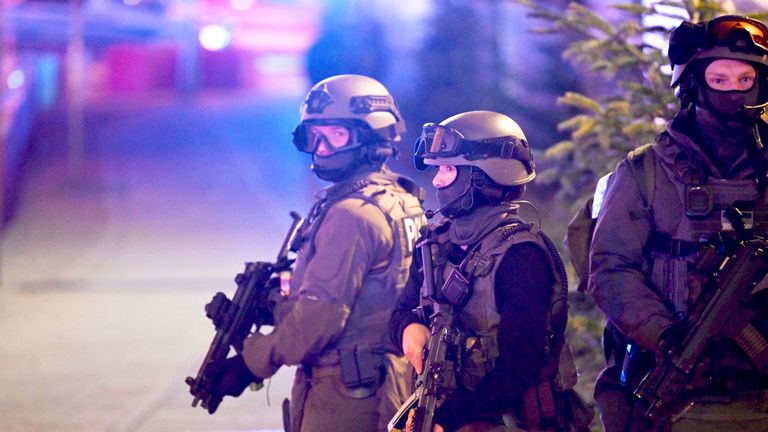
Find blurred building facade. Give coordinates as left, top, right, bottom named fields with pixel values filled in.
left=3, top=0, right=766, bottom=226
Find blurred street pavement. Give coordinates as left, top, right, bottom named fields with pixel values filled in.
left=0, top=93, right=322, bottom=431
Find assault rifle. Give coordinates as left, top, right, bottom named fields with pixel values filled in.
left=388, top=227, right=463, bottom=432
left=634, top=237, right=768, bottom=424
left=186, top=211, right=305, bottom=412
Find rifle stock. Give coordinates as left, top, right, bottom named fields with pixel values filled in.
left=186, top=212, right=305, bottom=411
left=635, top=238, right=768, bottom=423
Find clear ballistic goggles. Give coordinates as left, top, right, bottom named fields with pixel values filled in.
left=705, top=15, right=768, bottom=53
left=292, top=121, right=364, bottom=155
left=414, top=123, right=532, bottom=169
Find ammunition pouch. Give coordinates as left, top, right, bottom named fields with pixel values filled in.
left=460, top=334, right=499, bottom=392
left=441, top=267, right=472, bottom=307
left=518, top=381, right=557, bottom=429
left=336, top=345, right=385, bottom=399
left=513, top=381, right=594, bottom=432
left=509, top=345, right=593, bottom=431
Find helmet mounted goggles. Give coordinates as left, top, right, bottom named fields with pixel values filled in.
left=294, top=91, right=404, bottom=155
left=414, top=123, right=533, bottom=170
left=706, top=15, right=768, bottom=53
left=292, top=120, right=368, bottom=155
left=669, top=16, right=768, bottom=68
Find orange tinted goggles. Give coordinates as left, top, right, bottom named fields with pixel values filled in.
left=707, top=15, right=768, bottom=52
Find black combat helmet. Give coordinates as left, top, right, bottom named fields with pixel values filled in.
left=669, top=15, right=768, bottom=110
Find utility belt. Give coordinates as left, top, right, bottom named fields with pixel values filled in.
left=307, top=345, right=386, bottom=399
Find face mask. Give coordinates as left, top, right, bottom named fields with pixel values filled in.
left=436, top=166, right=474, bottom=218
left=698, top=78, right=763, bottom=126
left=704, top=85, right=760, bottom=113
left=311, top=150, right=360, bottom=182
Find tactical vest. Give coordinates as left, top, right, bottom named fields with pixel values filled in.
left=428, top=220, right=574, bottom=395
left=298, top=173, right=426, bottom=365
left=645, top=133, right=765, bottom=318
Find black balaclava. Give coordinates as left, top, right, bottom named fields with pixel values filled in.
left=436, top=165, right=476, bottom=218
left=435, top=165, right=513, bottom=219
left=312, top=148, right=363, bottom=182
left=311, top=142, right=386, bottom=182
left=692, top=60, right=764, bottom=172
left=696, top=61, right=763, bottom=126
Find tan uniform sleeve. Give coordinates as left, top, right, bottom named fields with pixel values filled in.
left=242, top=197, right=392, bottom=378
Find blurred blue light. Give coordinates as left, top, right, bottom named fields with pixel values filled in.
left=123, top=0, right=142, bottom=6
left=36, top=56, right=59, bottom=109
left=7, top=70, right=25, bottom=90
left=199, top=25, right=232, bottom=51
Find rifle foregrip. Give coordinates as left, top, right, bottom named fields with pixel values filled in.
left=636, top=359, right=691, bottom=420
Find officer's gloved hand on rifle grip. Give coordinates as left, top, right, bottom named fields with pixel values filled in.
left=203, top=354, right=263, bottom=414
left=657, top=321, right=690, bottom=359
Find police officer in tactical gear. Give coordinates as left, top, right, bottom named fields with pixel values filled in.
left=204, top=74, right=426, bottom=432
left=390, top=111, right=589, bottom=431
left=589, top=15, right=768, bottom=431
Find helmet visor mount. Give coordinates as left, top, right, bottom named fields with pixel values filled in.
left=349, top=95, right=403, bottom=121
left=413, top=123, right=532, bottom=170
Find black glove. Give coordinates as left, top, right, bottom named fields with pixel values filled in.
left=203, top=355, right=262, bottom=414
left=658, top=321, right=691, bottom=357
